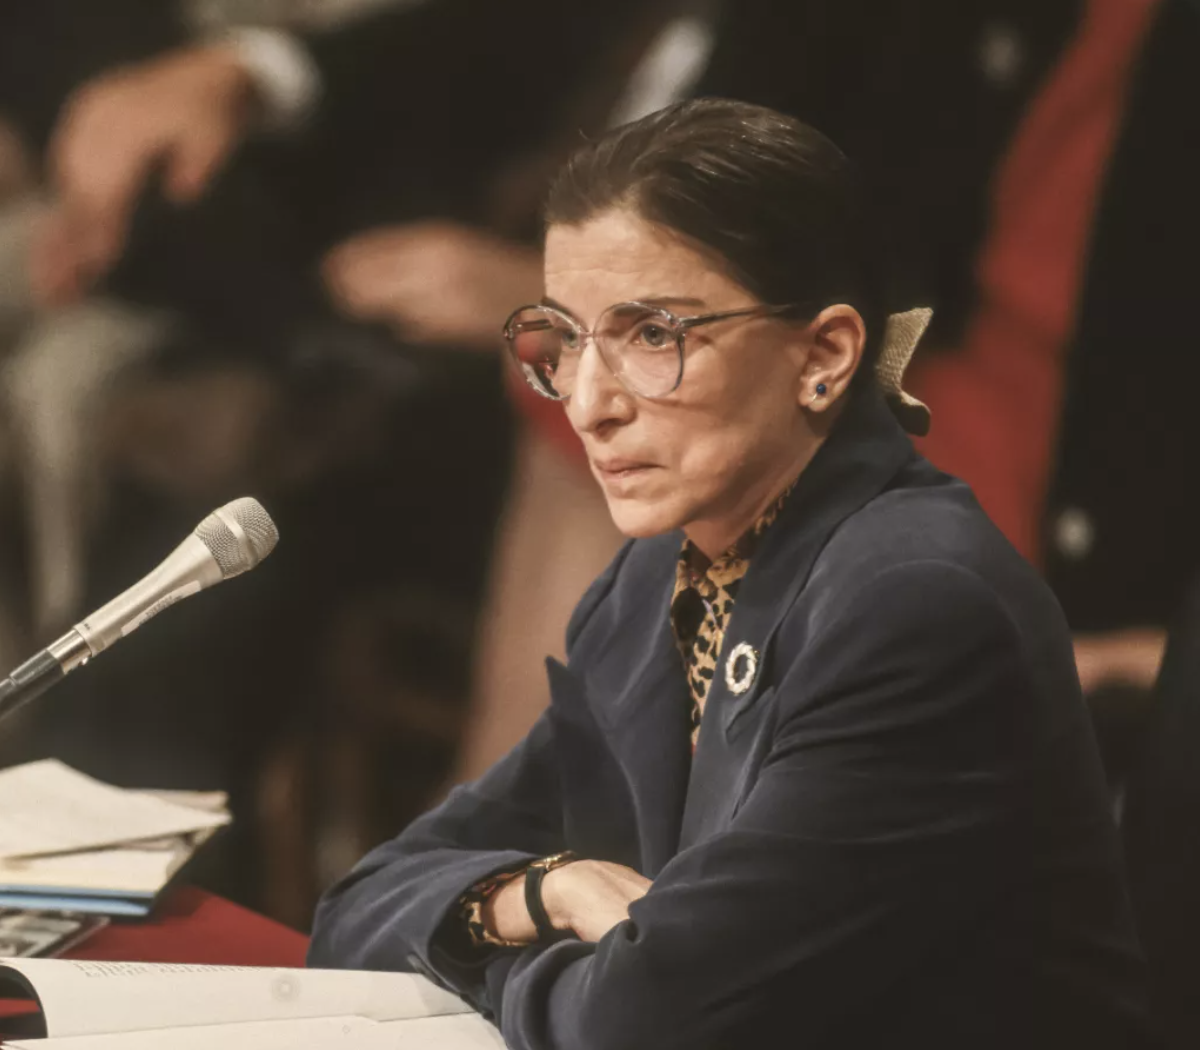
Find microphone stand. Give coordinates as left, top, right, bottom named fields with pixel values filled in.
left=0, top=632, right=89, bottom=726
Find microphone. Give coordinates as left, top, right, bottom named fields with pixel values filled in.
left=0, top=497, right=279, bottom=724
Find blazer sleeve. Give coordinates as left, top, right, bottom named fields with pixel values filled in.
left=484, top=561, right=1051, bottom=1050
left=306, top=710, right=566, bottom=1006
left=307, top=542, right=633, bottom=1007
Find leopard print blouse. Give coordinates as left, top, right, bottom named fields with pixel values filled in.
left=670, top=484, right=793, bottom=747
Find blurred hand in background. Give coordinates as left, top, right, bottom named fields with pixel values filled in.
left=1075, top=628, right=1167, bottom=697
left=322, top=220, right=544, bottom=349
left=32, top=45, right=256, bottom=306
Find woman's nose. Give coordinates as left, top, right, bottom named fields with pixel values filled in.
left=565, top=339, right=633, bottom=434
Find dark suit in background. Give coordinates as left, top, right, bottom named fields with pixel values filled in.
left=1123, top=575, right=1200, bottom=1049
left=310, top=390, right=1153, bottom=1049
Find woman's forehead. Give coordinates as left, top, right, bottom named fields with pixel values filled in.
left=544, top=212, right=737, bottom=316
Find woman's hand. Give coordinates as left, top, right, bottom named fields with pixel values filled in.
left=482, top=859, right=652, bottom=945
left=543, top=860, right=652, bottom=943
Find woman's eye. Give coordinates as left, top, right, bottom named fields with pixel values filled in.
left=636, top=323, right=671, bottom=349
left=558, top=328, right=581, bottom=350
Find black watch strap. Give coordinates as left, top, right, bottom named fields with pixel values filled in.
left=524, top=852, right=575, bottom=942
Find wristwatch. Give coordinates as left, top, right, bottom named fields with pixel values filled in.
left=524, top=851, right=577, bottom=942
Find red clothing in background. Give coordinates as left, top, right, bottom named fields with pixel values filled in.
left=910, top=0, right=1161, bottom=565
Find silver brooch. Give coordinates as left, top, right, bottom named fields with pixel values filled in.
left=724, top=642, right=759, bottom=695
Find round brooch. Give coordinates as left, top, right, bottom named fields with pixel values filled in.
left=724, top=642, right=759, bottom=696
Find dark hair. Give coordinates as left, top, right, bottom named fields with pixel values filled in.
left=545, top=97, right=885, bottom=372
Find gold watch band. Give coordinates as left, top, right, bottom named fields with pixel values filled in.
left=531, top=850, right=578, bottom=874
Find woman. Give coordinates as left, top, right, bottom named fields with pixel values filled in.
left=308, top=100, right=1153, bottom=1048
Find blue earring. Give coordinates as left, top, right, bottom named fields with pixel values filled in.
left=815, top=382, right=828, bottom=397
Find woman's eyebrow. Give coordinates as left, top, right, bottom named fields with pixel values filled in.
left=539, top=295, right=710, bottom=314
left=637, top=296, right=709, bottom=309
left=539, top=296, right=577, bottom=316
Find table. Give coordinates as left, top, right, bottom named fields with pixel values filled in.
left=64, top=887, right=308, bottom=967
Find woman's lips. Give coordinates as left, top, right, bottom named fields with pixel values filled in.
left=592, top=459, right=658, bottom=489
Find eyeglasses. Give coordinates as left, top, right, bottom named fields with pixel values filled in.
left=502, top=300, right=803, bottom=400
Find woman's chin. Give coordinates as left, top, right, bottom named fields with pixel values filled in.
left=604, top=497, right=687, bottom=539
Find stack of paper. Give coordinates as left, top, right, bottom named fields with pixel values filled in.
left=0, top=760, right=230, bottom=917
left=0, top=958, right=507, bottom=1049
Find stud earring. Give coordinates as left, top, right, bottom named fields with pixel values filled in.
left=814, top=382, right=828, bottom=398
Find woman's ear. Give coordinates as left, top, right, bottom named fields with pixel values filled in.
left=799, top=304, right=866, bottom=412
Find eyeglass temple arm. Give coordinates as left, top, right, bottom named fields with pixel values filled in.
left=677, top=304, right=802, bottom=332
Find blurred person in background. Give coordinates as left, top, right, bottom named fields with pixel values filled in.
left=0, top=0, right=451, bottom=654
left=0, top=112, right=36, bottom=672
left=0, top=0, right=463, bottom=908
left=0, top=1, right=187, bottom=672
left=898, top=0, right=1193, bottom=779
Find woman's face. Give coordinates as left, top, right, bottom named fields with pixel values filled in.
left=544, top=208, right=841, bottom=555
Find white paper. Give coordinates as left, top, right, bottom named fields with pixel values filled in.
left=367, top=1014, right=508, bottom=1049
left=139, top=789, right=229, bottom=815
left=4, top=1015, right=380, bottom=1050
left=0, top=789, right=226, bottom=895
left=0, top=835, right=193, bottom=895
left=4, top=1013, right=507, bottom=1050
left=0, top=960, right=470, bottom=1039
left=0, top=761, right=229, bottom=859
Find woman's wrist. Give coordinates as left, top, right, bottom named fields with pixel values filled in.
left=480, top=875, right=538, bottom=944
left=479, top=854, right=580, bottom=943
left=541, top=859, right=583, bottom=932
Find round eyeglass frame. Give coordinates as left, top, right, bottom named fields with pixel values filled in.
left=501, top=300, right=804, bottom=401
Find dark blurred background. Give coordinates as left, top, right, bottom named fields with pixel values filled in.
left=0, top=6, right=1196, bottom=1033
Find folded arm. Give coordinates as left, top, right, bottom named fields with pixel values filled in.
left=307, top=711, right=565, bottom=1006
left=487, top=562, right=1041, bottom=1050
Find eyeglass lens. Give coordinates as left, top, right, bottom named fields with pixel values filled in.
left=507, top=304, right=683, bottom=399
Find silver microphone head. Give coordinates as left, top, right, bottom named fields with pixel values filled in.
left=195, top=497, right=279, bottom=579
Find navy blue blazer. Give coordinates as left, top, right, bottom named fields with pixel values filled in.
left=309, top=390, right=1154, bottom=1049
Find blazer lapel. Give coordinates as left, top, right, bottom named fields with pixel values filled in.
left=559, top=555, right=694, bottom=877
left=680, top=390, right=918, bottom=847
